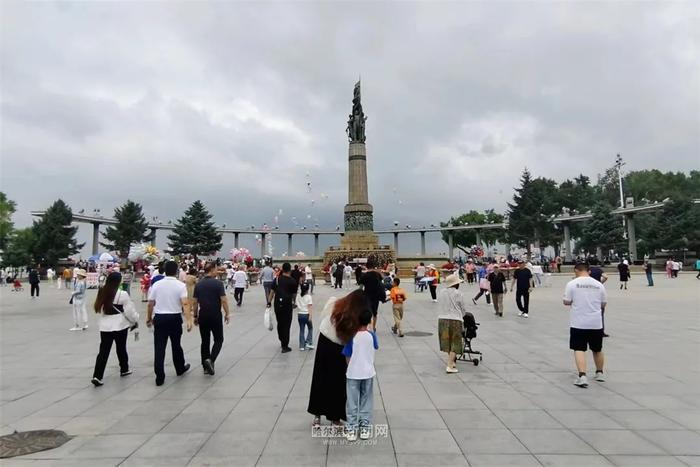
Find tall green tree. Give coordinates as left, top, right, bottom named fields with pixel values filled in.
left=441, top=209, right=506, bottom=253
left=101, top=200, right=150, bottom=259
left=507, top=169, right=560, bottom=255
left=2, top=228, right=36, bottom=268
left=595, top=165, right=624, bottom=208
left=167, top=200, right=222, bottom=258
left=32, top=199, right=83, bottom=267
left=647, top=197, right=700, bottom=255
left=624, top=169, right=700, bottom=203
left=0, top=192, right=17, bottom=252
left=578, top=202, right=625, bottom=255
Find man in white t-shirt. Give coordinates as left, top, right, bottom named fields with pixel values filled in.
left=232, top=267, right=248, bottom=307
left=563, top=262, right=608, bottom=388
left=304, top=264, right=314, bottom=294
left=147, top=260, right=192, bottom=386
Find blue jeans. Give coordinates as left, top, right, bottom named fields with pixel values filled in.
left=346, top=377, right=373, bottom=431
left=298, top=313, right=313, bottom=349
left=646, top=271, right=654, bottom=286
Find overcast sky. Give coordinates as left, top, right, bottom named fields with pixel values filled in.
left=1, top=1, right=698, bottom=257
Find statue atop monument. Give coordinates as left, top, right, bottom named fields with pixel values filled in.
left=346, top=80, right=367, bottom=143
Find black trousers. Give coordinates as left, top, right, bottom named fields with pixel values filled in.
left=198, top=313, right=224, bottom=365
left=30, top=283, right=39, bottom=297
left=153, top=313, right=186, bottom=381
left=473, top=288, right=491, bottom=304
left=234, top=287, right=244, bottom=305
left=274, top=304, right=293, bottom=348
left=93, top=328, right=129, bottom=379
left=429, top=285, right=437, bottom=300
left=516, top=289, right=530, bottom=313
left=334, top=276, right=343, bottom=288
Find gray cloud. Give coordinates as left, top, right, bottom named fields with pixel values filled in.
left=1, top=1, right=698, bottom=256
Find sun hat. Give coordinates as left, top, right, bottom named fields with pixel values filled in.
left=444, top=274, right=463, bottom=288
left=428, top=264, right=436, bottom=269
left=76, top=269, right=87, bottom=277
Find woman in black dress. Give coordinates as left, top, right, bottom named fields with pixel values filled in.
left=308, top=290, right=368, bottom=427
left=617, top=259, right=630, bottom=290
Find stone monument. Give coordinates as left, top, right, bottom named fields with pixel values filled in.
left=325, top=81, right=394, bottom=265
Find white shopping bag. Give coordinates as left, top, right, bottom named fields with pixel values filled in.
left=264, top=307, right=274, bottom=331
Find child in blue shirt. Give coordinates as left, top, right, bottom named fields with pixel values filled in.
left=342, top=309, right=378, bottom=441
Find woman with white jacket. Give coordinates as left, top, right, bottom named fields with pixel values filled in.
left=91, top=272, right=139, bottom=387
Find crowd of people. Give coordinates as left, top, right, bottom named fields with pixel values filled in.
left=5, top=250, right=699, bottom=442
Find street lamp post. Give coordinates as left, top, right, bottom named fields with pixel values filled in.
left=615, top=154, right=627, bottom=239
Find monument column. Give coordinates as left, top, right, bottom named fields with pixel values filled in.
left=394, top=232, right=399, bottom=256
left=287, top=234, right=293, bottom=256
left=92, top=223, right=100, bottom=255
left=420, top=232, right=426, bottom=256
left=234, top=232, right=239, bottom=249
left=344, top=141, right=374, bottom=232
left=314, top=234, right=320, bottom=257
left=150, top=227, right=157, bottom=247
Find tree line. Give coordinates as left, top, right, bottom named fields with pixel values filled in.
left=0, top=197, right=223, bottom=268
left=442, top=167, right=700, bottom=258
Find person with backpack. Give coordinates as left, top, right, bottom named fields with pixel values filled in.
left=269, top=262, right=298, bottom=353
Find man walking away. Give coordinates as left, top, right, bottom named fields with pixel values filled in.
left=563, top=262, right=607, bottom=388
left=232, top=267, right=248, bottom=307
left=644, top=260, right=654, bottom=287
left=269, top=262, right=298, bottom=353
left=487, top=264, right=507, bottom=317
left=260, top=263, right=275, bottom=306
left=28, top=268, right=40, bottom=298
left=511, top=260, right=534, bottom=318
left=192, top=262, right=230, bottom=375
left=588, top=259, right=608, bottom=284
left=147, top=260, right=192, bottom=386
left=334, top=261, right=345, bottom=289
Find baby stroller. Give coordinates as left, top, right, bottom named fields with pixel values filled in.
left=457, top=312, right=483, bottom=366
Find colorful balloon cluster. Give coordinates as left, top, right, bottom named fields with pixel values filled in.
left=128, top=243, right=161, bottom=264
left=470, top=245, right=484, bottom=257
left=230, top=248, right=252, bottom=263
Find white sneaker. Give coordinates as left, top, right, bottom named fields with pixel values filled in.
left=522, top=313, right=529, bottom=318
left=82, top=325, right=89, bottom=330
left=306, top=344, right=315, bottom=350
left=574, top=375, right=589, bottom=388
left=69, top=327, right=81, bottom=331
left=518, top=311, right=524, bottom=316
left=432, top=299, right=438, bottom=303
left=446, top=366, right=459, bottom=374
left=346, top=430, right=357, bottom=442
left=299, top=347, right=306, bottom=351
left=594, top=372, right=605, bottom=382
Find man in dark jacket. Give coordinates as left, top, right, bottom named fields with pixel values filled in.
left=28, top=268, right=40, bottom=298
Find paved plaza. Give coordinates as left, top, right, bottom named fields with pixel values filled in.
left=1, top=273, right=699, bottom=466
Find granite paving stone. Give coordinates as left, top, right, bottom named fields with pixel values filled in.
left=1, top=274, right=698, bottom=465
